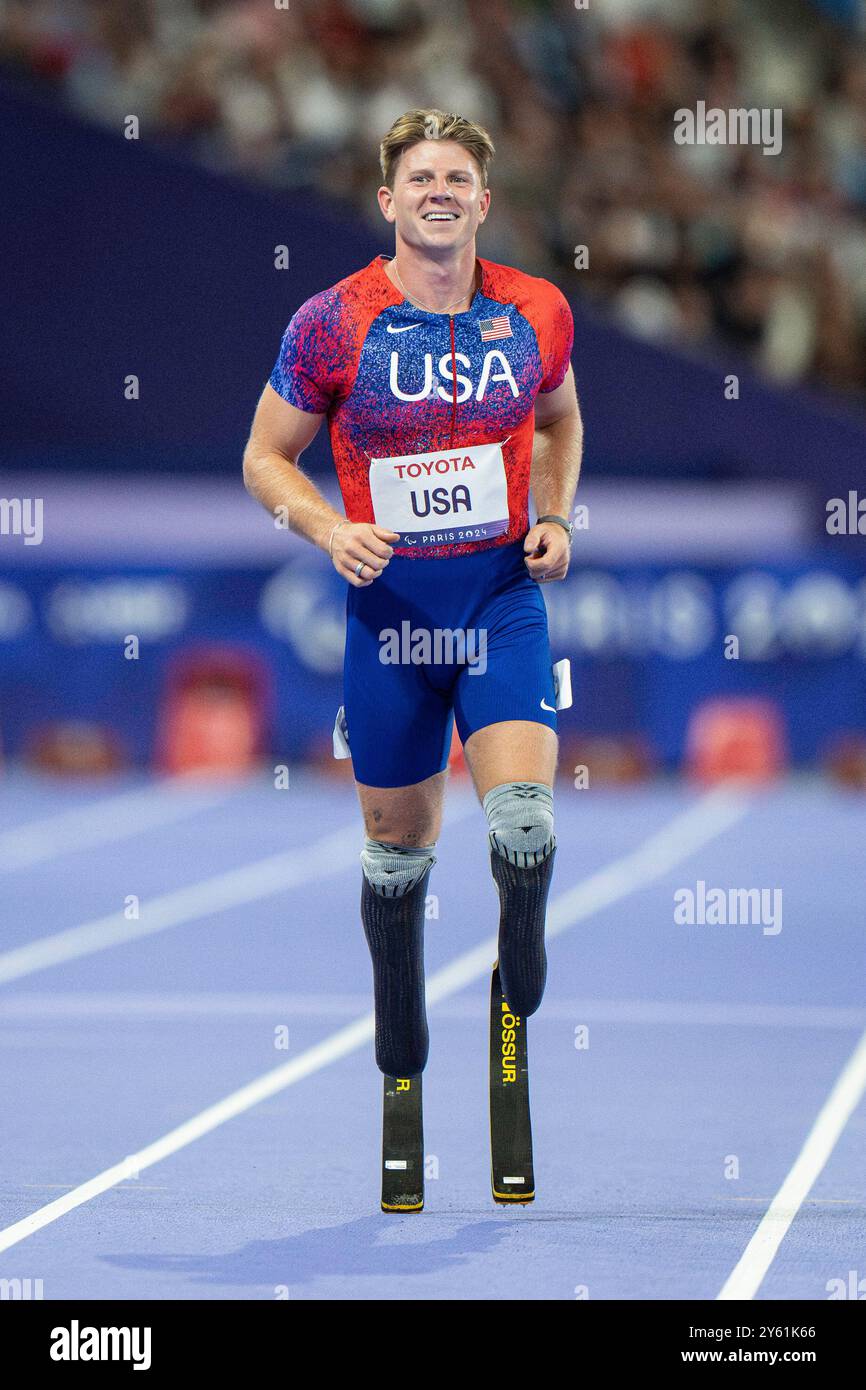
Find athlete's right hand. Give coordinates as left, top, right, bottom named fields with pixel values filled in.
left=330, top=522, right=400, bottom=587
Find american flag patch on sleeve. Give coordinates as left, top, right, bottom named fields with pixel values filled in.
left=479, top=316, right=513, bottom=342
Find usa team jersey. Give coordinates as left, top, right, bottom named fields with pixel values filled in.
left=269, top=254, right=574, bottom=558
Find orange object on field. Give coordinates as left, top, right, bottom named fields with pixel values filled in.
left=823, top=733, right=866, bottom=790
left=26, top=721, right=124, bottom=775
left=448, top=722, right=467, bottom=776
left=557, top=733, right=655, bottom=785
left=685, top=697, right=786, bottom=784
left=158, top=646, right=268, bottom=776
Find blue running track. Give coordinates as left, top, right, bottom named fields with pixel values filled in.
left=0, top=771, right=863, bottom=1300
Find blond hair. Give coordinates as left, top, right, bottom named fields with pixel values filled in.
left=379, top=109, right=495, bottom=189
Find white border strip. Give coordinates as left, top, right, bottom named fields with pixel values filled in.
left=0, top=786, right=748, bottom=1255
left=718, top=1025, right=866, bottom=1300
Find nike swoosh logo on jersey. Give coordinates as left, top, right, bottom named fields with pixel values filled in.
left=387, top=323, right=422, bottom=334
left=540, top=698, right=556, bottom=712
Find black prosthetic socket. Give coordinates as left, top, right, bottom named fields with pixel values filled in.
left=490, top=846, right=555, bottom=1017
left=361, top=867, right=431, bottom=1077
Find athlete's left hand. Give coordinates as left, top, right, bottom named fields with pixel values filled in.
left=523, top=522, right=570, bottom=583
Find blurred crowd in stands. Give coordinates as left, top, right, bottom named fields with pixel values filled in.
left=3, top=0, right=866, bottom=402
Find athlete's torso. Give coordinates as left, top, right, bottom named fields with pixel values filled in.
left=269, top=255, right=574, bottom=558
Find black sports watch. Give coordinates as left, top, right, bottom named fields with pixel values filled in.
left=537, top=513, right=574, bottom=542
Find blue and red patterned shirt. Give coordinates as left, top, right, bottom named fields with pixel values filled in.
left=269, top=254, right=574, bottom=558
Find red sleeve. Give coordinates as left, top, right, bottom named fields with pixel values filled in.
left=534, top=281, right=574, bottom=393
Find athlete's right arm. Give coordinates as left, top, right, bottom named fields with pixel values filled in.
left=242, top=383, right=398, bottom=587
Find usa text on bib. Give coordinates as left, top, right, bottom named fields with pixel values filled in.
left=368, top=441, right=509, bottom=547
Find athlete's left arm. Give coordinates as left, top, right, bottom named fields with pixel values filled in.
left=524, top=366, right=583, bottom=583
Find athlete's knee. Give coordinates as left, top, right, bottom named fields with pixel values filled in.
left=483, top=782, right=555, bottom=867
left=360, top=838, right=437, bottom=897
left=484, top=783, right=554, bottom=1018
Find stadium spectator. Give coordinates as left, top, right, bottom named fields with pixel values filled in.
left=1, top=0, right=864, bottom=400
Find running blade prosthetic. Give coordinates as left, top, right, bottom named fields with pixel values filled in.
left=381, top=1074, right=424, bottom=1212
left=489, top=964, right=535, bottom=1204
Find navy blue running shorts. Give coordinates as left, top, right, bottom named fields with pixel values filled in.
left=343, top=540, right=558, bottom=788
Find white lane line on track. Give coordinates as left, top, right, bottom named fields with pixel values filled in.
left=0, top=797, right=479, bottom=987
left=0, top=781, right=231, bottom=873
left=0, top=784, right=748, bottom=1255
left=2, top=994, right=862, bottom=1031
left=423, top=784, right=751, bottom=1009
left=718, top=1025, right=866, bottom=1301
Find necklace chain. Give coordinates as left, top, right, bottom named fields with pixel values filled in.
left=392, top=260, right=475, bottom=316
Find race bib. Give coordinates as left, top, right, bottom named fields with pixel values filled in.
left=368, top=441, right=509, bottom=547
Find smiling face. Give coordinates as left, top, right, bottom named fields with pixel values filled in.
left=377, top=139, right=491, bottom=256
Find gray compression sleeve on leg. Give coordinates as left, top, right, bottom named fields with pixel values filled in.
left=483, top=782, right=555, bottom=867
left=360, top=838, right=436, bottom=897
left=484, top=782, right=555, bottom=1017
left=360, top=840, right=436, bottom=1077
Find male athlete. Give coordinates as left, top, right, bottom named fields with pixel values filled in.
left=244, top=110, right=583, bottom=1209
